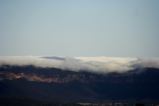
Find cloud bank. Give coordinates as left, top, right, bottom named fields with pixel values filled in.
left=0, top=56, right=159, bottom=73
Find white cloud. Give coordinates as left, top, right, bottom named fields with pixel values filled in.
left=0, top=56, right=159, bottom=73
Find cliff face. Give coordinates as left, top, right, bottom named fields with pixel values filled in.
left=0, top=65, right=159, bottom=102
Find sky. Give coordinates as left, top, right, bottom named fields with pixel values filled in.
left=0, top=0, right=159, bottom=57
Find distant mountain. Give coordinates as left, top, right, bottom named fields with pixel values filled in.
left=0, top=65, right=159, bottom=103
left=43, top=56, right=65, bottom=60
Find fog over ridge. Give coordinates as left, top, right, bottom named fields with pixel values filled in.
left=0, top=56, right=159, bottom=73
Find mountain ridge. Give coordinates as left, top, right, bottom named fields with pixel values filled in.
left=0, top=64, right=159, bottom=102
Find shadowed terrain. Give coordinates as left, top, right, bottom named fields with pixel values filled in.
left=0, top=65, right=159, bottom=105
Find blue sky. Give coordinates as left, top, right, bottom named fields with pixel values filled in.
left=0, top=0, right=159, bottom=57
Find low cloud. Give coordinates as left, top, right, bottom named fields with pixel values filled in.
left=0, top=56, right=159, bottom=73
